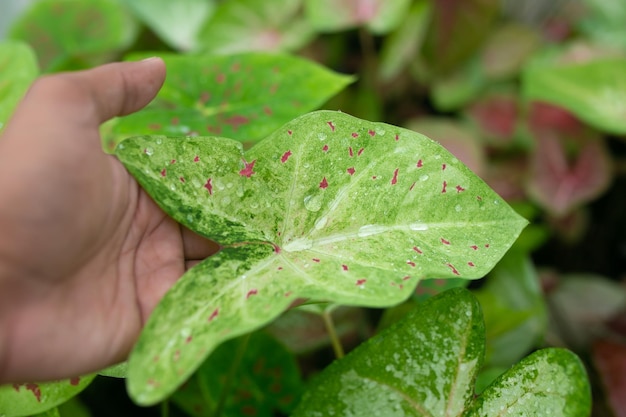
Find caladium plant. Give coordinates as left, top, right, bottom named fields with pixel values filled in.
left=114, top=110, right=527, bottom=404
left=293, top=288, right=591, bottom=416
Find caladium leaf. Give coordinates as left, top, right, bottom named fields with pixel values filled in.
left=305, top=0, right=413, bottom=34
left=0, top=40, right=38, bottom=131
left=293, top=289, right=591, bottom=417
left=523, top=58, right=626, bottom=134
left=125, top=0, right=216, bottom=51
left=172, top=332, right=303, bottom=417
left=107, top=53, right=353, bottom=150
left=8, top=0, right=137, bottom=72
left=116, top=110, right=527, bottom=404
left=0, top=375, right=95, bottom=417
left=196, top=0, right=314, bottom=55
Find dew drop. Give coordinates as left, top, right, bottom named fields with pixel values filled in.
left=318, top=133, right=327, bottom=141
left=455, top=205, right=462, bottom=212
left=226, top=182, right=234, bottom=189
left=156, top=137, right=163, bottom=145
left=222, top=196, right=231, bottom=205
left=419, top=175, right=429, bottom=182
left=250, top=201, right=259, bottom=209
left=186, top=214, right=194, bottom=223
left=144, top=147, right=154, bottom=156
left=358, top=224, right=387, bottom=237
left=304, top=194, right=323, bottom=212
left=169, top=184, right=176, bottom=191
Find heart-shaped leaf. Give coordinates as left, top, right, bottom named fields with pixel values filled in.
left=8, top=0, right=137, bottom=72
left=292, top=288, right=591, bottom=417
left=0, top=375, right=95, bottom=417
left=116, top=110, right=527, bottom=404
left=196, top=0, right=314, bottom=55
left=171, top=332, right=303, bottom=417
left=106, top=53, right=353, bottom=150
left=523, top=58, right=626, bottom=134
left=125, top=0, right=216, bottom=51
left=305, top=0, right=413, bottom=34
left=0, top=40, right=38, bottom=131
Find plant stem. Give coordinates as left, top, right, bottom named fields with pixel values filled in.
left=161, top=399, right=170, bottom=417
left=214, top=333, right=251, bottom=417
left=322, top=310, right=345, bottom=359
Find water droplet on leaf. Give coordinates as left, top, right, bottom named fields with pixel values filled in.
left=304, top=194, right=323, bottom=212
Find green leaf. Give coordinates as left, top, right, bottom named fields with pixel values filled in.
left=0, top=375, right=95, bottom=417
left=196, top=0, right=314, bottom=55
left=474, top=252, right=547, bottom=367
left=0, top=41, right=38, bottom=131
left=172, top=332, right=303, bottom=417
left=466, top=348, right=591, bottom=417
left=8, top=0, right=137, bottom=72
left=116, top=110, right=527, bottom=404
left=98, top=362, right=128, bottom=378
left=523, top=58, right=626, bottom=134
left=293, top=288, right=485, bottom=416
left=125, top=0, right=216, bottom=51
left=293, top=289, right=591, bottom=416
left=305, top=0, right=413, bottom=34
left=106, top=53, right=353, bottom=150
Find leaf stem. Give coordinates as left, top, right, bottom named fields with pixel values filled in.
left=214, top=333, right=252, bottom=417
left=160, top=399, right=170, bottom=417
left=322, top=310, right=345, bottom=359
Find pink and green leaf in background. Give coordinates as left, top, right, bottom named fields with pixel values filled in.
left=0, top=375, right=95, bottom=417
left=8, top=0, right=137, bottom=72
left=305, top=0, right=413, bottom=34
left=115, top=110, right=527, bottom=404
left=106, top=53, right=353, bottom=151
left=292, top=288, right=590, bottom=417
left=0, top=40, right=38, bottom=131
left=196, top=0, right=314, bottom=55
left=523, top=58, right=626, bottom=134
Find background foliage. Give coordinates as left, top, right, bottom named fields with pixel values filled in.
left=1, top=0, right=625, bottom=416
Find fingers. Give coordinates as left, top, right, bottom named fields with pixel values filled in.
left=181, top=226, right=221, bottom=261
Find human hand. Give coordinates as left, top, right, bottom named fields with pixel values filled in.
left=0, top=59, right=218, bottom=383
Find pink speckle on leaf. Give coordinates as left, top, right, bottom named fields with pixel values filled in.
left=342, top=264, right=349, bottom=271
left=26, top=383, right=42, bottom=402
left=170, top=159, right=176, bottom=164
left=357, top=148, right=364, bottom=156
left=391, top=168, right=399, bottom=185
left=148, top=123, right=161, bottom=130
left=327, top=121, right=336, bottom=131
left=239, top=159, right=256, bottom=177
left=284, top=291, right=292, bottom=297
left=322, top=144, right=329, bottom=152
left=368, top=129, right=376, bottom=136
left=347, top=167, right=355, bottom=175
left=456, top=185, right=466, bottom=193
left=356, top=279, right=367, bottom=286
left=200, top=91, right=211, bottom=103
left=160, top=168, right=167, bottom=177
left=246, top=289, right=258, bottom=299
left=441, top=181, right=448, bottom=193
left=194, top=155, right=200, bottom=162
left=204, top=178, right=213, bottom=195
left=216, top=73, right=226, bottom=84
left=477, top=196, right=483, bottom=201
left=208, top=308, right=219, bottom=322
left=409, top=182, right=416, bottom=191
left=442, top=163, right=446, bottom=170
left=395, top=134, right=399, bottom=141
left=179, top=177, right=185, bottom=183
left=287, top=129, right=293, bottom=135
left=185, top=336, right=193, bottom=344
left=407, top=260, right=416, bottom=267
left=372, top=176, right=377, bottom=180
left=312, top=258, right=320, bottom=263
left=403, top=275, right=411, bottom=281
left=224, top=115, right=249, bottom=131
left=446, top=263, right=460, bottom=276
left=471, top=245, right=479, bottom=250
left=413, top=246, right=423, bottom=254
left=441, top=238, right=451, bottom=245
left=468, top=262, right=475, bottom=267
left=485, top=244, right=490, bottom=248
left=174, top=350, right=181, bottom=362
left=351, top=132, right=359, bottom=138
left=264, top=106, right=273, bottom=116
left=417, top=159, right=423, bottom=168
left=281, top=150, right=292, bottom=163
left=319, top=177, right=328, bottom=189
left=349, top=147, right=354, bottom=157
left=206, top=125, right=222, bottom=134
left=70, top=377, right=80, bottom=386
left=171, top=117, right=180, bottom=125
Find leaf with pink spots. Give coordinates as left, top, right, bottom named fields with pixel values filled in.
left=106, top=53, right=352, bottom=150
left=115, top=110, right=526, bottom=404
left=0, top=375, right=95, bottom=416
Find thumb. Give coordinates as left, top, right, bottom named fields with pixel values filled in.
left=70, top=57, right=167, bottom=124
